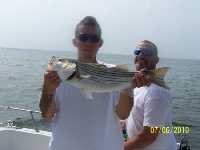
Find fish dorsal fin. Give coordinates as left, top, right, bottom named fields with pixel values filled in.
left=109, top=65, right=130, bottom=72
left=115, top=65, right=129, bottom=71
left=91, top=63, right=108, bottom=68
left=88, top=63, right=129, bottom=71
left=80, top=88, right=93, bottom=100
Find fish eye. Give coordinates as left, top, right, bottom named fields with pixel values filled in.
left=58, top=59, right=65, bottom=62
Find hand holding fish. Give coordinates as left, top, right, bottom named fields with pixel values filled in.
left=131, top=68, right=151, bottom=88
left=43, top=70, right=62, bottom=95
left=39, top=65, right=62, bottom=121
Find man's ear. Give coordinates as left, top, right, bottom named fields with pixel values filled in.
left=72, top=39, right=77, bottom=47
left=99, top=39, right=104, bottom=48
left=156, top=56, right=159, bottom=64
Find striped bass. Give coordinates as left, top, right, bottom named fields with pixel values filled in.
left=48, top=56, right=170, bottom=99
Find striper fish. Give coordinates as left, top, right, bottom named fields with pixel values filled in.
left=48, top=56, right=170, bottom=99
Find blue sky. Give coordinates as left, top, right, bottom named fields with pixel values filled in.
left=0, top=0, right=200, bottom=59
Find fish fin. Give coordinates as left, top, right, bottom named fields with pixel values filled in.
left=92, top=63, right=108, bottom=68
left=79, top=74, right=91, bottom=79
left=109, top=65, right=130, bottom=72
left=80, top=89, right=93, bottom=100
left=149, top=67, right=170, bottom=89
left=115, top=65, right=129, bottom=71
left=75, top=70, right=91, bottom=79
left=90, top=63, right=129, bottom=71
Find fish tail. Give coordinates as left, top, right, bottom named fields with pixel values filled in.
left=149, top=67, right=170, bottom=89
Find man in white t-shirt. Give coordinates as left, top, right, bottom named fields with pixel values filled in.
left=124, top=40, right=177, bottom=150
left=39, top=17, right=151, bottom=150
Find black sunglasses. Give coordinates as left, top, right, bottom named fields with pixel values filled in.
left=75, top=33, right=101, bottom=43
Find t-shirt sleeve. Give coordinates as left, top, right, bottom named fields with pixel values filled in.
left=143, top=97, right=171, bottom=127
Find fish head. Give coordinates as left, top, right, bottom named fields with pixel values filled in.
left=48, top=56, right=77, bottom=80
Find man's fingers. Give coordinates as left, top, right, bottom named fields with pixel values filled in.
left=137, top=74, right=146, bottom=87
left=45, top=71, right=57, bottom=76
left=139, top=68, right=147, bottom=74
left=146, top=76, right=151, bottom=87
left=140, top=74, right=149, bottom=86
left=132, top=73, right=152, bottom=88
left=53, top=75, right=62, bottom=83
left=132, top=74, right=143, bottom=88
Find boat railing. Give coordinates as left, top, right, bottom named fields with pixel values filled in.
left=0, top=106, right=41, bottom=132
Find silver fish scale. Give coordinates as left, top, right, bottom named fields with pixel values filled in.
left=75, top=61, right=136, bottom=85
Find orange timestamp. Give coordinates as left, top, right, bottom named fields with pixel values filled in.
left=150, top=126, right=190, bottom=134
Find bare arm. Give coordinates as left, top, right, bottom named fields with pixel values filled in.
left=116, top=93, right=133, bottom=120
left=120, top=120, right=126, bottom=130
left=116, top=71, right=151, bottom=120
left=39, top=71, right=62, bottom=121
left=124, top=126, right=160, bottom=150
left=123, top=70, right=154, bottom=149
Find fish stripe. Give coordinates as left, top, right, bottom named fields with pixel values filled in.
left=75, top=62, right=136, bottom=84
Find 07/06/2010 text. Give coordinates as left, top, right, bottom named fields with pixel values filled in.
left=150, top=126, right=190, bottom=134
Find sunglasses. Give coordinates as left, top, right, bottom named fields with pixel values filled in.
left=75, top=33, right=101, bottom=43
left=134, top=49, right=156, bottom=56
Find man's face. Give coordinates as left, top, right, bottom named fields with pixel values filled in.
left=73, top=25, right=103, bottom=62
left=134, top=42, right=159, bottom=71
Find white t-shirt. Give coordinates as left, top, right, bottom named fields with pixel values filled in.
left=126, top=83, right=177, bottom=150
left=49, top=62, right=123, bottom=150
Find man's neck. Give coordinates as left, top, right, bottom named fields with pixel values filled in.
left=78, top=57, right=97, bottom=63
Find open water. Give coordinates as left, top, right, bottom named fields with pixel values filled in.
left=0, top=48, right=199, bottom=149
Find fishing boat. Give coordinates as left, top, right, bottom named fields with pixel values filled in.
left=0, top=106, right=191, bottom=150
left=0, top=127, right=51, bottom=150
left=0, top=106, right=51, bottom=150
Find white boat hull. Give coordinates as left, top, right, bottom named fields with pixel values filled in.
left=0, top=127, right=51, bottom=150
